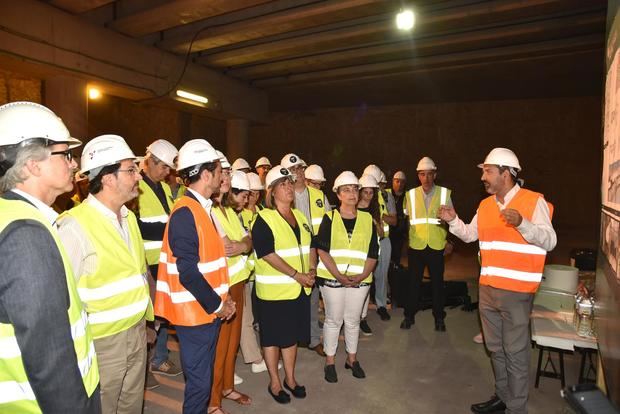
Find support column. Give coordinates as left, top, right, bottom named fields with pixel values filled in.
left=226, top=119, right=249, bottom=161
left=44, top=76, right=88, bottom=141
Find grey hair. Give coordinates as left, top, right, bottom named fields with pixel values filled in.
left=0, top=143, right=50, bottom=193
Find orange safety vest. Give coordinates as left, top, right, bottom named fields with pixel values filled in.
left=478, top=188, right=554, bottom=294
left=155, top=195, right=229, bottom=326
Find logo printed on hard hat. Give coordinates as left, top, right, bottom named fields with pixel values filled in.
left=280, top=168, right=289, bottom=175
left=316, top=199, right=323, bottom=208
left=303, top=223, right=311, bottom=233
left=289, top=155, right=297, bottom=163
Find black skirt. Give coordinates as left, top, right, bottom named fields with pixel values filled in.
left=256, top=289, right=310, bottom=348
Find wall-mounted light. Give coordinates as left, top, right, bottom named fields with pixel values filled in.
left=176, top=89, right=209, bottom=105
left=88, top=87, right=101, bottom=100
left=396, top=9, right=415, bottom=31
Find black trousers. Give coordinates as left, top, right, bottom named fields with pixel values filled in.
left=404, top=247, right=446, bottom=322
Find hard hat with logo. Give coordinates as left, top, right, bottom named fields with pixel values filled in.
left=393, top=171, right=406, bottom=180
left=332, top=171, right=359, bottom=193
left=255, top=156, right=271, bottom=168
left=362, top=164, right=382, bottom=182
left=216, top=150, right=231, bottom=169
left=280, top=153, right=304, bottom=169
left=146, top=139, right=178, bottom=168
left=232, top=158, right=250, bottom=171
left=246, top=172, right=264, bottom=190
left=231, top=170, right=250, bottom=191
left=416, top=156, right=437, bottom=171
left=305, top=164, right=326, bottom=182
left=80, top=134, right=136, bottom=178
left=359, top=174, right=379, bottom=189
left=478, top=148, right=521, bottom=172
left=176, top=139, right=220, bottom=173
left=265, top=165, right=293, bottom=188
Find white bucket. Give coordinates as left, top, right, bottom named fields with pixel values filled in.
left=541, top=264, right=579, bottom=293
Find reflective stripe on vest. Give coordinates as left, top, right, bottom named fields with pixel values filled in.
left=155, top=195, right=230, bottom=326
left=138, top=179, right=173, bottom=265
left=254, top=208, right=312, bottom=300
left=0, top=200, right=99, bottom=413
left=378, top=191, right=390, bottom=237
left=317, top=210, right=373, bottom=283
left=478, top=188, right=553, bottom=293
left=406, top=186, right=449, bottom=250
left=307, top=186, right=326, bottom=234
left=211, top=206, right=252, bottom=286
left=62, top=203, right=153, bottom=339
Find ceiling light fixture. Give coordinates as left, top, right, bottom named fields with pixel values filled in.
left=88, top=87, right=101, bottom=100
left=396, top=9, right=415, bottom=31
left=176, top=89, right=209, bottom=105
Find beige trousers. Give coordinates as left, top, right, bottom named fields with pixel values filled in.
left=239, top=281, right=262, bottom=364
left=94, top=319, right=147, bottom=414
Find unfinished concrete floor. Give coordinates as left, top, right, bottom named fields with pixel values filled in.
left=144, top=290, right=581, bottom=413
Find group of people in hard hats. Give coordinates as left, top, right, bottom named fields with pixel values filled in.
left=0, top=101, right=556, bottom=414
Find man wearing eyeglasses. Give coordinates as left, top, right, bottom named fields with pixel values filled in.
left=0, top=102, right=101, bottom=413
left=58, top=134, right=154, bottom=414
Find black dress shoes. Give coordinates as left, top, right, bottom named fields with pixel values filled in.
left=283, top=381, right=306, bottom=398
left=344, top=361, right=366, bottom=379
left=471, top=395, right=507, bottom=413
left=324, top=364, right=338, bottom=383
left=377, top=307, right=391, bottom=321
left=400, top=318, right=413, bottom=329
left=435, top=320, right=446, bottom=332
left=267, top=385, right=290, bottom=404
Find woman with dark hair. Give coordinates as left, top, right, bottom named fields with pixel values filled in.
left=251, top=165, right=315, bottom=404
left=208, top=156, right=253, bottom=414
left=315, top=171, right=379, bottom=383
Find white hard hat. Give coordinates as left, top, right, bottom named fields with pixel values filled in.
left=246, top=172, right=264, bottom=190
left=177, top=139, right=219, bottom=173
left=0, top=101, right=81, bottom=148
left=231, top=170, right=250, bottom=191
left=255, top=156, right=271, bottom=168
left=379, top=171, right=387, bottom=184
left=216, top=150, right=231, bottom=169
left=305, top=164, right=326, bottom=182
left=232, top=158, right=250, bottom=171
left=362, top=164, right=382, bottom=182
left=300, top=158, right=308, bottom=167
left=146, top=139, right=178, bottom=168
left=332, top=171, right=359, bottom=193
left=265, top=164, right=293, bottom=188
left=359, top=174, right=379, bottom=189
left=416, top=156, right=437, bottom=171
left=80, top=134, right=136, bottom=178
left=394, top=171, right=406, bottom=180
left=281, top=153, right=304, bottom=169
left=478, top=148, right=521, bottom=172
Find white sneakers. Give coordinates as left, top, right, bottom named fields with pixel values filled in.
left=251, top=359, right=282, bottom=373
left=473, top=332, right=484, bottom=344
left=234, top=373, right=243, bottom=385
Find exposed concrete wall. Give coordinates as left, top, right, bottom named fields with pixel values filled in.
left=0, top=69, right=41, bottom=104
left=249, top=97, right=603, bottom=262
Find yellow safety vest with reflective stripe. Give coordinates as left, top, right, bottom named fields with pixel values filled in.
left=317, top=210, right=373, bottom=284
left=0, top=199, right=99, bottom=413
left=63, top=203, right=154, bottom=339
left=211, top=206, right=252, bottom=286
left=174, top=184, right=186, bottom=201
left=307, top=186, right=326, bottom=234
left=138, top=179, right=174, bottom=266
left=240, top=208, right=259, bottom=278
left=405, top=186, right=450, bottom=250
left=378, top=191, right=390, bottom=237
left=254, top=208, right=312, bottom=300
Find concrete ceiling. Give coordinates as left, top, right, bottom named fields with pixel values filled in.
left=45, top=0, right=607, bottom=110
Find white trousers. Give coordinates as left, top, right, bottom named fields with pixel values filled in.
left=320, top=285, right=370, bottom=356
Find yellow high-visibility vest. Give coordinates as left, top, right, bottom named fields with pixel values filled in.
left=211, top=206, right=252, bottom=286
left=138, top=179, right=174, bottom=266
left=405, top=186, right=450, bottom=250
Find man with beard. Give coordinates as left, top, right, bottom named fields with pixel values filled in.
left=438, top=148, right=556, bottom=414
left=59, top=134, right=154, bottom=414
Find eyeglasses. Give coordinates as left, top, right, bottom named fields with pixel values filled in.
left=117, top=167, right=140, bottom=175
left=50, top=149, right=74, bottom=162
